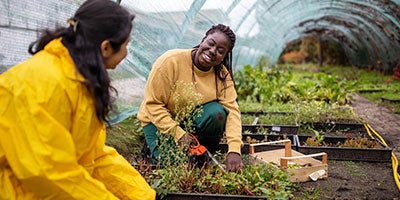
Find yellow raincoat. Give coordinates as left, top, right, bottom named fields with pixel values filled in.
left=0, top=39, right=156, bottom=200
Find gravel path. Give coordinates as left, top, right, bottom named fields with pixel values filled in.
left=350, top=93, right=400, bottom=158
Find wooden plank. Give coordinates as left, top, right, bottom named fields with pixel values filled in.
left=287, top=165, right=328, bottom=182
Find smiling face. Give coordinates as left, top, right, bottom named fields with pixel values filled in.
left=194, top=31, right=231, bottom=70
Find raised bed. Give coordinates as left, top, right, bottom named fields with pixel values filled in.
left=242, top=124, right=299, bottom=135
left=295, top=135, right=392, bottom=162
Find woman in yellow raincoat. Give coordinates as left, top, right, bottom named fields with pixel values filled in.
left=0, top=0, right=156, bottom=199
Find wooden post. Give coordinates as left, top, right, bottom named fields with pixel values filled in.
left=285, top=140, right=292, bottom=157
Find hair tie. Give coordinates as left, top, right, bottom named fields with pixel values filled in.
left=67, top=19, right=79, bottom=32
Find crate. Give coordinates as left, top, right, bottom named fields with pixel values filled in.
left=249, top=139, right=328, bottom=182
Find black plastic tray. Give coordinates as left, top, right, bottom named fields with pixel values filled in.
left=300, top=122, right=366, bottom=135
left=219, top=134, right=296, bottom=154
left=241, top=111, right=294, bottom=115
left=164, top=193, right=266, bottom=200
left=242, top=124, right=299, bottom=135
left=296, top=135, right=392, bottom=162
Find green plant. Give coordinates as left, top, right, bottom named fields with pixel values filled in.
left=293, top=187, right=321, bottom=200
left=241, top=113, right=296, bottom=125
left=343, top=161, right=366, bottom=177
left=235, top=63, right=356, bottom=106
left=338, top=135, right=384, bottom=149
left=304, top=130, right=325, bottom=146
left=170, top=81, right=203, bottom=134
left=239, top=101, right=294, bottom=113
left=245, top=135, right=289, bottom=144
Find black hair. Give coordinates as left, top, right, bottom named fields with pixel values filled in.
left=28, top=0, right=135, bottom=124
left=194, top=24, right=237, bottom=96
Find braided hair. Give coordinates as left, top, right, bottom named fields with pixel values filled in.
left=194, top=24, right=237, bottom=96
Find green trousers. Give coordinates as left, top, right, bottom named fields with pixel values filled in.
left=143, top=101, right=228, bottom=163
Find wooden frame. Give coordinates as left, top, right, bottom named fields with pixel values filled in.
left=249, top=139, right=328, bottom=182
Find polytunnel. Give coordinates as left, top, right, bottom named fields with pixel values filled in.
left=1, top=0, right=399, bottom=123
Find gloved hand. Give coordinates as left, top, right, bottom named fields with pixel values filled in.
left=177, top=133, right=196, bottom=149
left=224, top=152, right=244, bottom=172
left=178, top=133, right=208, bottom=156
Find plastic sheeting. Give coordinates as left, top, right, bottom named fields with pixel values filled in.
left=1, top=0, right=399, bottom=123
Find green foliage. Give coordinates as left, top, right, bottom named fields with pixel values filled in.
left=238, top=101, right=294, bottom=113
left=304, top=130, right=325, bottom=146
left=293, top=187, right=322, bottom=200
left=235, top=64, right=295, bottom=104
left=320, top=65, right=400, bottom=114
left=242, top=114, right=297, bottom=125
left=234, top=64, right=356, bottom=105
left=294, top=101, right=360, bottom=125
left=170, top=81, right=203, bottom=134
left=338, top=136, right=384, bottom=149
left=148, top=162, right=295, bottom=198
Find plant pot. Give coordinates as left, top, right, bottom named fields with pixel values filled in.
left=295, top=135, right=392, bottom=162
left=242, top=124, right=299, bottom=135
left=163, top=193, right=267, bottom=200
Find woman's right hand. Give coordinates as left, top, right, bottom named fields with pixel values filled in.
left=177, top=133, right=197, bottom=149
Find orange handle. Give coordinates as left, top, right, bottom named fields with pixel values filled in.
left=188, top=133, right=208, bottom=156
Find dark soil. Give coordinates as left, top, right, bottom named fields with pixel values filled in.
left=294, top=94, right=400, bottom=199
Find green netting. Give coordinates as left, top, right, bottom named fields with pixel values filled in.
left=1, top=0, right=399, bottom=124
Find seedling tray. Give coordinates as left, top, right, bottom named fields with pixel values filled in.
left=301, top=122, right=366, bottom=136
left=241, top=111, right=294, bottom=115
left=242, top=124, right=299, bottom=135
left=296, top=135, right=392, bottom=162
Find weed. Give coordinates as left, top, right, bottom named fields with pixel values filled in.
left=343, top=161, right=366, bottom=177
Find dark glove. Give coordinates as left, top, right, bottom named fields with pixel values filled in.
left=178, top=133, right=208, bottom=156
left=177, top=133, right=196, bottom=149
left=224, top=152, right=244, bottom=172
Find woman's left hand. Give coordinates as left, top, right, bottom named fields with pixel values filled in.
left=224, top=152, right=244, bottom=172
